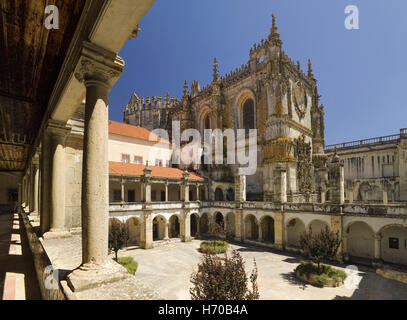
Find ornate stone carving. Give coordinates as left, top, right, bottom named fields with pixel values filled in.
left=295, top=135, right=312, bottom=193
left=74, top=58, right=121, bottom=85
left=294, top=81, right=308, bottom=120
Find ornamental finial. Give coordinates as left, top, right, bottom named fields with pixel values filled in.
left=213, top=57, right=219, bottom=82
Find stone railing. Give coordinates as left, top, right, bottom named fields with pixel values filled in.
left=109, top=201, right=201, bottom=213
left=326, top=132, right=403, bottom=152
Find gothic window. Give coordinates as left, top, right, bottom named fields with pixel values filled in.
left=215, top=188, right=224, bottom=201
left=204, top=115, right=211, bottom=130
left=242, top=99, right=255, bottom=134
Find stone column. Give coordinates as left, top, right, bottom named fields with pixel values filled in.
left=342, top=234, right=349, bottom=262
left=40, top=130, right=52, bottom=235
left=31, top=156, right=40, bottom=220
left=165, top=182, right=168, bottom=202
left=67, top=47, right=125, bottom=292
left=196, top=185, right=200, bottom=201
left=382, top=190, right=388, bottom=204
left=328, top=151, right=344, bottom=205
left=164, top=222, right=169, bottom=240
left=121, top=179, right=125, bottom=203
left=257, top=222, right=262, bottom=242
left=43, top=121, right=70, bottom=239
left=17, top=182, right=22, bottom=214
left=373, top=234, right=383, bottom=267
left=234, top=208, right=243, bottom=242
left=141, top=210, right=153, bottom=249
left=143, top=163, right=152, bottom=202
left=273, top=163, right=287, bottom=203
left=234, top=174, right=246, bottom=202
left=180, top=209, right=191, bottom=242
left=330, top=215, right=343, bottom=262
left=182, top=170, right=190, bottom=202
left=274, top=211, right=284, bottom=250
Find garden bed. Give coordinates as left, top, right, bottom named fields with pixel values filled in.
left=116, top=257, right=138, bottom=275
left=295, top=261, right=347, bottom=288
left=200, top=240, right=229, bottom=254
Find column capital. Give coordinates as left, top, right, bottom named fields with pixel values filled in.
left=74, top=41, right=124, bottom=88
left=47, top=120, right=71, bottom=140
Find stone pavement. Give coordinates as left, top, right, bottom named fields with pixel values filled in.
left=120, top=240, right=407, bottom=300
left=0, top=213, right=41, bottom=300
left=42, top=233, right=161, bottom=300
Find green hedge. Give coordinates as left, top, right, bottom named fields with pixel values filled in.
left=295, top=261, right=347, bottom=287
left=117, top=256, right=138, bottom=275
left=200, top=240, right=229, bottom=254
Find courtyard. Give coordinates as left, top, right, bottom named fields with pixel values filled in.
left=117, top=240, right=407, bottom=300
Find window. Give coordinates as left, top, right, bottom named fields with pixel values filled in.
left=113, top=190, right=121, bottom=202
left=389, top=237, right=399, bottom=249
left=242, top=99, right=255, bottom=134
left=155, top=159, right=163, bottom=167
left=128, top=190, right=135, bottom=202
left=133, top=156, right=143, bottom=164
left=121, top=154, right=130, bottom=163
left=151, top=191, right=157, bottom=201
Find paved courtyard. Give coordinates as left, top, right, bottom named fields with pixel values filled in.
left=118, top=240, right=407, bottom=300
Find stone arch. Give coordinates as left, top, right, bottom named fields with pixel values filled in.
left=199, top=212, right=210, bottom=234
left=126, top=217, right=142, bottom=246
left=214, top=212, right=224, bottom=229
left=244, top=214, right=258, bottom=240
left=169, top=214, right=181, bottom=238
left=199, top=106, right=216, bottom=134
left=225, top=212, right=235, bottom=239
left=153, top=215, right=166, bottom=241
left=307, top=219, right=329, bottom=234
left=190, top=213, right=199, bottom=237
left=286, top=217, right=306, bottom=248
left=236, top=88, right=256, bottom=131
left=345, top=221, right=375, bottom=260
left=226, top=187, right=235, bottom=201
left=215, top=188, right=224, bottom=201
left=378, top=224, right=407, bottom=265
left=260, top=215, right=274, bottom=243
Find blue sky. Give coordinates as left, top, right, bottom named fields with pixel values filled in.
left=109, top=0, right=407, bottom=145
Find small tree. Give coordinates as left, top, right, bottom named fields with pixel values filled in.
left=299, top=226, right=341, bottom=273
left=108, top=219, right=129, bottom=261
left=190, top=250, right=259, bottom=300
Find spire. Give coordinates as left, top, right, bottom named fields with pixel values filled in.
left=308, top=59, right=314, bottom=79
left=268, top=13, right=282, bottom=47
left=183, top=80, right=189, bottom=98
left=213, top=57, right=219, bottom=82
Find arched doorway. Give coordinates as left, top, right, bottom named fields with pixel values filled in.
left=153, top=215, right=166, bottom=241
left=346, top=221, right=374, bottom=260
left=226, top=212, right=235, bottom=239
left=215, top=212, right=224, bottom=229
left=226, top=188, right=235, bottom=201
left=380, top=225, right=407, bottom=265
left=261, top=216, right=274, bottom=243
left=244, top=214, right=258, bottom=240
left=190, top=213, right=199, bottom=237
left=215, top=188, right=224, bottom=201
left=286, top=218, right=305, bottom=248
left=200, top=212, right=210, bottom=234
left=169, top=215, right=180, bottom=238
left=126, top=217, right=141, bottom=246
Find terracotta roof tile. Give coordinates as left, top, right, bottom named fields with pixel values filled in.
left=109, top=161, right=204, bottom=181
left=108, top=120, right=170, bottom=145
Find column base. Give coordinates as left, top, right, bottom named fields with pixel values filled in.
left=43, top=230, right=71, bottom=240
left=141, top=241, right=153, bottom=249
left=66, top=260, right=128, bottom=293
left=181, top=236, right=191, bottom=242
left=234, top=236, right=243, bottom=242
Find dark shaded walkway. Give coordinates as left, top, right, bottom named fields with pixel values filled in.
left=0, top=213, right=41, bottom=300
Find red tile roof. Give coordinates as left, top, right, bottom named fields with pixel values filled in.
left=109, top=161, right=205, bottom=181
left=108, top=120, right=170, bottom=145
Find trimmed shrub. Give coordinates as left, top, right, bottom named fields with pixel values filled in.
left=190, top=250, right=259, bottom=300
left=200, top=240, right=229, bottom=254
left=117, top=256, right=138, bottom=275
left=295, top=261, right=347, bottom=288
